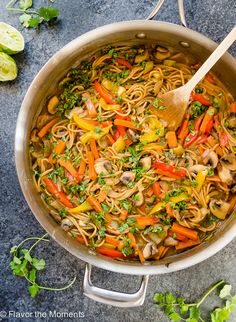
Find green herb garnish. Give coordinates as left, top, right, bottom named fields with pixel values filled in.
left=10, top=234, right=76, bottom=298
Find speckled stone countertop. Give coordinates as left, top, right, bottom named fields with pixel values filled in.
left=1, top=0, right=236, bottom=321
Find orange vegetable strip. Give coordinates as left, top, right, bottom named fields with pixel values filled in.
left=229, top=195, right=236, bottom=213
left=171, top=222, right=198, bottom=241
left=76, top=235, right=86, bottom=244
left=230, top=102, right=236, bottom=113
left=94, top=81, right=116, bottom=104
left=152, top=182, right=161, bottom=197
left=175, top=239, right=200, bottom=250
left=155, top=246, right=168, bottom=260
left=86, top=196, right=102, bottom=212
left=206, top=176, right=221, bottom=182
left=137, top=248, right=145, bottom=263
left=136, top=216, right=159, bottom=228
left=166, top=131, right=178, bottom=148
left=139, top=203, right=147, bottom=211
left=48, top=139, right=66, bottom=163
left=178, top=114, right=189, bottom=139
left=98, top=190, right=107, bottom=202
left=77, top=159, right=86, bottom=183
left=96, top=247, right=124, bottom=258
left=105, top=236, right=120, bottom=247
left=168, top=231, right=188, bottom=241
left=166, top=203, right=174, bottom=218
left=38, top=118, right=59, bottom=138
left=154, top=168, right=183, bottom=180
left=200, top=107, right=215, bottom=133
left=86, top=149, right=97, bottom=181
left=42, top=177, right=73, bottom=208
left=58, top=158, right=78, bottom=180
left=128, top=232, right=136, bottom=248
left=119, top=209, right=128, bottom=222
left=106, top=133, right=115, bottom=145
left=147, top=187, right=154, bottom=197
left=90, top=138, right=99, bottom=159
left=114, top=119, right=141, bottom=130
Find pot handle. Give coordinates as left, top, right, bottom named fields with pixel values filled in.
left=83, top=264, right=149, bottom=307
left=146, top=0, right=187, bottom=27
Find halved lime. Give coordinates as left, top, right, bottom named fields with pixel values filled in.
left=0, top=52, right=17, bottom=81
left=0, top=22, right=24, bottom=54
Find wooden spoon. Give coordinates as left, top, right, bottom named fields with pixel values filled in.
left=153, top=26, right=236, bottom=130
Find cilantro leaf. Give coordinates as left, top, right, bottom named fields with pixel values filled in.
left=32, top=258, right=46, bottom=270
left=19, top=13, right=32, bottom=27
left=219, top=284, right=232, bottom=299
left=28, top=17, right=42, bottom=28
left=19, top=0, right=32, bottom=10
left=29, top=269, right=36, bottom=283
left=38, top=7, right=59, bottom=21
left=28, top=283, right=39, bottom=298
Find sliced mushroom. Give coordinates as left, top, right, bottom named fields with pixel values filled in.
left=61, top=218, right=73, bottom=231
left=133, top=191, right=144, bottom=206
left=120, top=171, right=135, bottom=185
left=36, top=114, right=53, bottom=130
left=148, top=224, right=167, bottom=244
left=142, top=242, right=158, bottom=259
left=155, top=46, right=170, bottom=60
left=127, top=129, right=139, bottom=140
left=202, top=149, right=218, bottom=168
left=189, top=164, right=207, bottom=174
left=94, top=158, right=112, bottom=175
left=31, top=129, right=40, bottom=143
left=164, top=237, right=178, bottom=247
left=140, top=157, right=151, bottom=170
left=220, top=154, right=236, bottom=171
left=218, top=166, right=233, bottom=184
left=209, top=199, right=230, bottom=219
left=47, top=96, right=59, bottom=114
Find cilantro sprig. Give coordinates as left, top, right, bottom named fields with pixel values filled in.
left=5, top=0, right=59, bottom=28
left=10, top=234, right=76, bottom=298
left=154, top=280, right=236, bottom=322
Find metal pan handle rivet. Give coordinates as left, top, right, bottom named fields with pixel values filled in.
left=83, top=264, right=149, bottom=307
left=135, top=32, right=147, bottom=39
left=179, top=41, right=190, bottom=48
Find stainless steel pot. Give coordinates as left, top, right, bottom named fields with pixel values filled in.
left=15, top=0, right=236, bottom=307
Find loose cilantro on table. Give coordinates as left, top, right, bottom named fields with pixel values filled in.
left=6, top=0, right=59, bottom=29
left=154, top=280, right=236, bottom=322
left=10, top=234, right=76, bottom=298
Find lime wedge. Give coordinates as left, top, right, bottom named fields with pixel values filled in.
left=0, top=22, right=24, bottom=54
left=0, top=52, right=17, bottom=81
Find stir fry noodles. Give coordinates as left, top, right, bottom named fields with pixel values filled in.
left=30, top=45, right=236, bottom=262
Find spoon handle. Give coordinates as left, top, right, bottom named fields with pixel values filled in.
left=185, top=25, right=236, bottom=93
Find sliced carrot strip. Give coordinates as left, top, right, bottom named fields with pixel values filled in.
left=175, top=239, right=200, bottom=250
left=38, top=118, right=59, bottom=138
left=90, top=138, right=99, bottom=159
left=86, top=149, right=97, bottom=181
left=86, top=196, right=102, bottom=212
left=171, top=222, right=198, bottom=241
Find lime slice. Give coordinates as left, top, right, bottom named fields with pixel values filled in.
left=0, top=52, right=17, bottom=81
left=0, top=22, right=24, bottom=54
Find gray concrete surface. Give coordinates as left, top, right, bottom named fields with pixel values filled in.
left=0, top=0, right=236, bottom=321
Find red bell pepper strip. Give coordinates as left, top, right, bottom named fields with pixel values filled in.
left=220, top=132, right=229, bottom=147
left=152, top=181, right=161, bottom=197
left=197, top=134, right=209, bottom=145
left=43, top=177, right=74, bottom=208
left=113, top=129, right=120, bottom=141
left=184, top=115, right=204, bottom=147
left=96, top=247, right=124, bottom=258
left=153, top=161, right=186, bottom=178
left=94, top=81, right=116, bottom=104
left=154, top=168, right=183, bottom=179
left=116, top=58, right=133, bottom=70
left=192, top=93, right=212, bottom=106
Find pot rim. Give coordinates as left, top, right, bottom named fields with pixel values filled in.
left=15, top=20, right=236, bottom=275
